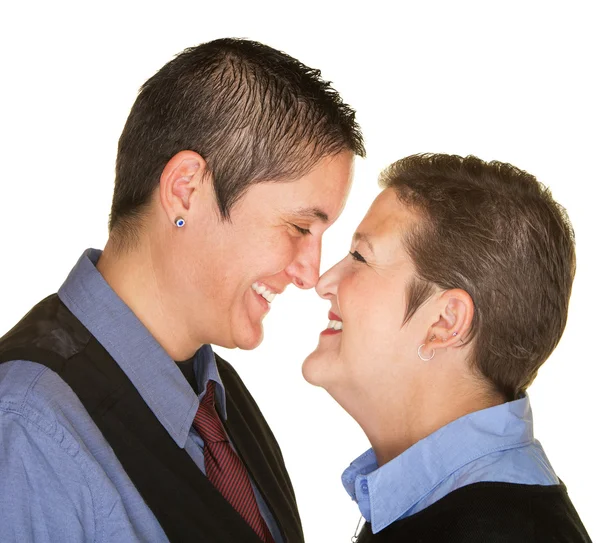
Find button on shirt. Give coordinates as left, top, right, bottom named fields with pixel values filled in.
left=342, top=396, right=559, bottom=534
left=0, top=248, right=282, bottom=543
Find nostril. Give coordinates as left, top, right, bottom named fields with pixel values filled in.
left=295, top=277, right=305, bottom=288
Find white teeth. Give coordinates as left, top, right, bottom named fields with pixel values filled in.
left=327, top=320, right=343, bottom=330
left=251, top=282, right=277, bottom=304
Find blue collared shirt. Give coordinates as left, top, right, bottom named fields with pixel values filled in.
left=0, top=249, right=282, bottom=542
left=342, top=396, right=559, bottom=534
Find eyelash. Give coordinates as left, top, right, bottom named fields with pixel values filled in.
left=349, top=250, right=366, bottom=263
left=292, top=224, right=311, bottom=235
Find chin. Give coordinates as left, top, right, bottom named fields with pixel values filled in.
left=302, top=349, right=332, bottom=388
left=231, top=322, right=265, bottom=351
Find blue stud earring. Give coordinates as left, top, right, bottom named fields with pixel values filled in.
left=175, top=217, right=185, bottom=228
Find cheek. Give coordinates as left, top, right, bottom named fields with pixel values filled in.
left=337, top=271, right=360, bottom=315
left=258, top=231, right=298, bottom=273
left=339, top=273, right=392, bottom=323
left=340, top=273, right=408, bottom=350
left=223, top=229, right=296, bottom=285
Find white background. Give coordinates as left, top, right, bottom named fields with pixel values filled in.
left=1, top=1, right=598, bottom=541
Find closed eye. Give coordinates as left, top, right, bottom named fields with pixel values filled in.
left=292, top=224, right=311, bottom=235
left=349, top=250, right=366, bottom=263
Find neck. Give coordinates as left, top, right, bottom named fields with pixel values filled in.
left=333, top=369, right=504, bottom=467
left=97, top=235, right=201, bottom=361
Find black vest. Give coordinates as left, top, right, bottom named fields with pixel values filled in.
left=0, top=295, right=304, bottom=543
left=356, top=481, right=591, bottom=543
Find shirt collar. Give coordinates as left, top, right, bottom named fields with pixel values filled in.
left=58, top=248, right=227, bottom=447
left=194, top=344, right=227, bottom=420
left=341, top=395, right=534, bottom=533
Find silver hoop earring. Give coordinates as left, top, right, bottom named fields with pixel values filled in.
left=418, top=343, right=435, bottom=361
left=175, top=217, right=185, bottom=228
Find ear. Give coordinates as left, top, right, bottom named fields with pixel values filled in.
left=421, top=288, right=474, bottom=355
left=158, top=150, right=208, bottom=224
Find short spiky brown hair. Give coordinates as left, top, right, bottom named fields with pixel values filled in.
left=110, top=38, right=365, bottom=247
left=380, top=154, right=576, bottom=400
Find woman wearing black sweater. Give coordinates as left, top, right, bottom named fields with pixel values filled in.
left=303, top=153, right=591, bottom=542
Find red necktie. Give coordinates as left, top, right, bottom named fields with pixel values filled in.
left=193, top=380, right=275, bottom=543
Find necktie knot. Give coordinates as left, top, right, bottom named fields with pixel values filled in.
left=193, top=380, right=228, bottom=443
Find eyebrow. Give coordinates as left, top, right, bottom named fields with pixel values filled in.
left=290, top=207, right=329, bottom=223
left=353, top=232, right=374, bottom=253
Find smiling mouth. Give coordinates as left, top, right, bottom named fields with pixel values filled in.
left=321, top=311, right=343, bottom=335
left=251, top=282, right=278, bottom=304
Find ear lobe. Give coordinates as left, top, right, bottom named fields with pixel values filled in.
left=425, top=289, right=474, bottom=351
left=159, top=151, right=207, bottom=218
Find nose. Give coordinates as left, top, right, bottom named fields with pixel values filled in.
left=286, top=235, right=322, bottom=289
left=315, top=259, right=342, bottom=300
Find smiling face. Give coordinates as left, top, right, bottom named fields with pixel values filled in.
left=302, top=188, right=436, bottom=397
left=175, top=151, right=354, bottom=350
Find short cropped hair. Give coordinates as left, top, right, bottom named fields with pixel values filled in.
left=380, top=154, right=576, bottom=400
left=110, top=38, right=365, bottom=245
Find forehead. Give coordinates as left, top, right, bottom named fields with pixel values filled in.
left=237, top=152, right=354, bottom=220
left=358, top=188, right=416, bottom=234
left=354, top=188, right=420, bottom=265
